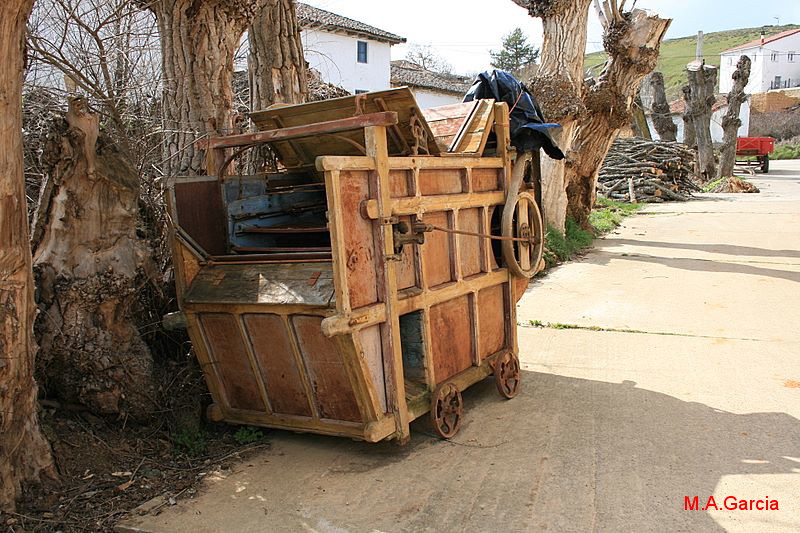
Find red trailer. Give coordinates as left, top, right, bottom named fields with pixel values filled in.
left=736, top=137, right=775, bottom=173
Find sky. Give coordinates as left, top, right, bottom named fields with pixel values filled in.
left=303, top=0, right=800, bottom=74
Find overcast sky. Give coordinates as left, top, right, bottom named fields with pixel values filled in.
left=303, top=0, right=800, bottom=74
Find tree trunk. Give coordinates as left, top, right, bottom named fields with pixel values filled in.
left=513, top=0, right=592, bottom=232
left=681, top=85, right=696, bottom=148
left=247, top=0, right=308, bottom=173
left=686, top=63, right=718, bottom=181
left=650, top=72, right=677, bottom=141
left=717, top=56, right=752, bottom=179
left=248, top=0, right=307, bottom=110
left=631, top=93, right=652, bottom=140
left=565, top=7, right=671, bottom=228
left=31, top=98, right=157, bottom=420
left=150, top=0, right=266, bottom=176
left=0, top=0, right=56, bottom=511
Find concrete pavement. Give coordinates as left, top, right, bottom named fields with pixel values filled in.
left=119, top=161, right=800, bottom=533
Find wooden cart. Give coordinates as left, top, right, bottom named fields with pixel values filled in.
left=166, top=88, right=544, bottom=442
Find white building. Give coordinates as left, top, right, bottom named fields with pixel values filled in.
left=390, top=61, right=473, bottom=108
left=647, top=95, right=751, bottom=144
left=296, top=3, right=406, bottom=94
left=720, top=28, right=800, bottom=94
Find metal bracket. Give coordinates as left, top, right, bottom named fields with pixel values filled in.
left=391, top=218, right=433, bottom=254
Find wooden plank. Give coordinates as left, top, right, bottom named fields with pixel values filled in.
left=420, top=211, right=452, bottom=288
left=199, top=313, right=266, bottom=412
left=418, top=168, right=464, bottom=196
left=451, top=99, right=495, bottom=153
left=471, top=167, right=501, bottom=192
left=184, top=263, right=335, bottom=307
left=173, top=180, right=227, bottom=255
left=250, top=88, right=440, bottom=161
left=292, top=315, right=362, bottom=422
left=243, top=313, right=314, bottom=417
left=316, top=155, right=504, bottom=172
left=366, top=125, right=411, bottom=442
left=458, top=208, right=483, bottom=278
left=205, top=112, right=399, bottom=150
left=429, top=295, right=474, bottom=384
left=339, top=170, right=379, bottom=309
left=478, top=284, right=507, bottom=359
left=397, top=269, right=508, bottom=315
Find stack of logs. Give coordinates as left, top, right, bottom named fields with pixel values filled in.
left=597, top=137, right=701, bottom=202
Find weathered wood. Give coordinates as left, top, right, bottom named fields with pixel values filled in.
left=717, top=56, right=752, bottom=179
left=686, top=63, right=718, bottom=181
left=0, top=0, right=56, bottom=510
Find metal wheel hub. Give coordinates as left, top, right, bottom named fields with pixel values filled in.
left=495, top=352, right=521, bottom=399
left=430, top=382, right=463, bottom=439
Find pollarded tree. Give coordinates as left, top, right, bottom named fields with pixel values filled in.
left=147, top=0, right=269, bottom=176
left=717, top=56, right=752, bottom=179
left=510, top=0, right=593, bottom=231
left=490, top=28, right=539, bottom=76
left=565, top=4, right=670, bottom=226
left=0, top=0, right=57, bottom=512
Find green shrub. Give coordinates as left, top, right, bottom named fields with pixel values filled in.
left=772, top=144, right=800, bottom=160
left=544, top=218, right=593, bottom=267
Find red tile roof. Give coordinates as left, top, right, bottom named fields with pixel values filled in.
left=722, top=28, right=800, bottom=53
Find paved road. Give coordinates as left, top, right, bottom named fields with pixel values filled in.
left=119, top=161, right=800, bottom=533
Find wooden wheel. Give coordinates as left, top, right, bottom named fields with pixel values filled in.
left=494, top=352, right=521, bottom=399
left=501, top=191, right=544, bottom=279
left=430, top=382, right=463, bottom=439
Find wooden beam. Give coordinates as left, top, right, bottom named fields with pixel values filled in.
left=204, top=112, right=399, bottom=150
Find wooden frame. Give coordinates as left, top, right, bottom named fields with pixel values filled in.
left=166, top=100, right=521, bottom=443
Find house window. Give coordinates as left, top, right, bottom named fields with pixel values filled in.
left=354, top=89, right=368, bottom=94
left=789, top=51, right=796, bottom=62
left=771, top=52, right=779, bottom=62
left=357, top=41, right=368, bottom=64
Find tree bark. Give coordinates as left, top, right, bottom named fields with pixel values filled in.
left=650, top=72, right=677, bottom=141
left=565, top=7, right=671, bottom=228
left=512, top=0, right=592, bottom=232
left=0, top=0, right=57, bottom=511
left=149, top=0, right=267, bottom=176
left=631, top=93, right=652, bottom=140
left=32, top=98, right=157, bottom=420
left=247, top=0, right=308, bottom=173
left=248, top=0, right=307, bottom=110
left=686, top=63, right=718, bottom=181
left=717, top=56, right=751, bottom=179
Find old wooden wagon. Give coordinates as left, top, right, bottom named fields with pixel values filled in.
left=166, top=88, right=545, bottom=442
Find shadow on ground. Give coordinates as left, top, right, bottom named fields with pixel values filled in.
left=133, top=373, right=800, bottom=532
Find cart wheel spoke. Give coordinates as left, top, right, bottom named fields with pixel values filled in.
left=502, top=192, right=543, bottom=279
left=495, top=352, right=521, bottom=399
left=430, top=383, right=463, bottom=439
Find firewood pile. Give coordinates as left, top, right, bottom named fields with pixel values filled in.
left=597, top=138, right=700, bottom=202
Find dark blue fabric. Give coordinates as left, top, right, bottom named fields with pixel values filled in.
left=463, top=70, right=564, bottom=160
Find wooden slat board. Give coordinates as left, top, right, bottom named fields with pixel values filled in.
left=420, top=99, right=496, bottom=154
left=250, top=87, right=439, bottom=167
left=451, top=99, right=495, bottom=153
left=421, top=101, right=478, bottom=152
left=184, top=263, right=335, bottom=307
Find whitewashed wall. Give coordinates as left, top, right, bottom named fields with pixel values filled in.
left=720, top=33, right=800, bottom=93
left=647, top=100, right=751, bottom=143
left=406, top=88, right=463, bottom=109
left=301, top=29, right=392, bottom=93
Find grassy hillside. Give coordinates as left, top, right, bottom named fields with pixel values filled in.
left=585, top=25, right=800, bottom=102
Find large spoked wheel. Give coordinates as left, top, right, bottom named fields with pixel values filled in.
left=494, top=352, right=521, bottom=399
left=430, top=382, right=463, bottom=439
left=501, top=191, right=544, bottom=279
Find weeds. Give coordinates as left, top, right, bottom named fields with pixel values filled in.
left=233, top=426, right=264, bottom=445
left=773, top=143, right=800, bottom=160
left=171, top=427, right=206, bottom=456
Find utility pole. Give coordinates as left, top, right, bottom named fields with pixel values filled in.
left=696, top=31, right=704, bottom=61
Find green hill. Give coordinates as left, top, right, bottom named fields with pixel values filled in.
left=585, top=24, right=800, bottom=102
